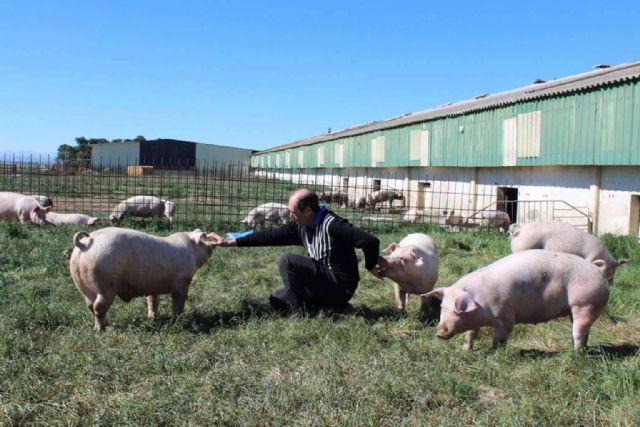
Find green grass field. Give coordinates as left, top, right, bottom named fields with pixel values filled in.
left=1, top=220, right=638, bottom=425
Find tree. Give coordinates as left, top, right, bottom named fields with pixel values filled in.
left=56, top=136, right=145, bottom=161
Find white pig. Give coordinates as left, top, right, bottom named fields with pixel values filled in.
left=367, top=190, right=404, bottom=210
left=375, top=233, right=439, bottom=310
left=0, top=191, right=51, bottom=226
left=241, top=202, right=290, bottom=228
left=509, top=221, right=627, bottom=282
left=109, top=195, right=175, bottom=223
left=424, top=250, right=610, bottom=351
left=28, top=195, right=53, bottom=208
left=46, top=212, right=99, bottom=226
left=403, top=208, right=425, bottom=224
left=481, top=210, right=510, bottom=231
left=69, top=227, right=219, bottom=331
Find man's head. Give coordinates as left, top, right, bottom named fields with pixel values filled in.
left=288, top=189, right=319, bottom=226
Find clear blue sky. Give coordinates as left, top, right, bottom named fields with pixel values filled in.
left=1, top=0, right=638, bottom=157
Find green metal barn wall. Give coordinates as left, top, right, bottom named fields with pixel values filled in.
left=252, top=82, right=640, bottom=168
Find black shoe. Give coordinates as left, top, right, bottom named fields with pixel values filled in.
left=269, top=294, right=291, bottom=314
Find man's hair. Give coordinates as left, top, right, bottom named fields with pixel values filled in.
left=296, top=191, right=320, bottom=213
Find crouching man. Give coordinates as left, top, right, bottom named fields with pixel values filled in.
left=213, top=189, right=382, bottom=312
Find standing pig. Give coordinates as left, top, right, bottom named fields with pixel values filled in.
left=481, top=210, right=510, bottom=231
left=424, top=250, right=610, bottom=351
left=0, top=191, right=51, bottom=225
left=109, top=195, right=176, bottom=223
left=375, top=233, right=439, bottom=310
left=509, top=221, right=627, bottom=282
left=443, top=210, right=464, bottom=230
left=367, top=190, right=404, bottom=210
left=319, top=192, right=349, bottom=207
left=46, top=212, right=99, bottom=226
left=69, top=227, right=219, bottom=331
left=241, top=202, right=290, bottom=228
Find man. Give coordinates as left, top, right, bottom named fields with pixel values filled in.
left=214, top=189, right=382, bottom=312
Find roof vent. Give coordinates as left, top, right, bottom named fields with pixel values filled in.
left=327, top=127, right=332, bottom=134
left=474, top=94, right=488, bottom=99
left=594, top=64, right=610, bottom=69
left=533, top=79, right=546, bottom=84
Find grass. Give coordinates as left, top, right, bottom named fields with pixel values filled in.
left=0, top=221, right=639, bottom=425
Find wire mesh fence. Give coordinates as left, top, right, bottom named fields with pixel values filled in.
left=0, top=155, right=592, bottom=232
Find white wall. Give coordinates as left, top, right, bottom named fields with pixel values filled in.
left=91, top=142, right=140, bottom=168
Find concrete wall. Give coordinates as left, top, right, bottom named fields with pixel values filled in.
left=91, top=142, right=140, bottom=168
left=195, top=143, right=254, bottom=166
left=253, top=165, right=640, bottom=236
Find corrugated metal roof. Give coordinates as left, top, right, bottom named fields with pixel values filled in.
left=259, top=60, right=640, bottom=154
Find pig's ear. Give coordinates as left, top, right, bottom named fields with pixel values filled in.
left=592, top=259, right=608, bottom=275
left=423, top=287, right=445, bottom=300
left=453, top=291, right=477, bottom=314
left=617, top=258, right=629, bottom=267
left=188, top=230, right=206, bottom=244
left=45, top=206, right=53, bottom=212
left=31, top=205, right=41, bottom=213
left=383, top=242, right=398, bottom=253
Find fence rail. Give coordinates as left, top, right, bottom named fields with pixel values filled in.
left=0, top=156, right=591, bottom=232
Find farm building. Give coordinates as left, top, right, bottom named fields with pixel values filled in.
left=251, top=60, right=640, bottom=236
left=91, top=139, right=255, bottom=169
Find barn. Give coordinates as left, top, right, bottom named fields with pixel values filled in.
left=250, top=61, right=640, bottom=236
left=91, top=139, right=255, bottom=169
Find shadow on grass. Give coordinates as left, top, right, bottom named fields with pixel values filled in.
left=518, top=348, right=559, bottom=358
left=149, top=299, right=406, bottom=333
left=590, top=343, right=639, bottom=358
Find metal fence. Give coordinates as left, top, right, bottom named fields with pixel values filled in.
left=0, top=155, right=591, bottom=232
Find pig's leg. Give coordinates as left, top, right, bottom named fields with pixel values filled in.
left=492, top=321, right=513, bottom=349
left=92, top=291, right=115, bottom=331
left=464, top=329, right=479, bottom=350
left=147, top=295, right=161, bottom=320
left=571, top=305, right=603, bottom=350
left=393, top=283, right=408, bottom=310
left=171, top=279, right=192, bottom=316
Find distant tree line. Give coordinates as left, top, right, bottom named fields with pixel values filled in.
left=57, top=136, right=146, bottom=160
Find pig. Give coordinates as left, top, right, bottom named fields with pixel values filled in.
left=509, top=221, right=627, bottom=283
left=69, top=227, right=219, bottom=331
left=403, top=208, right=425, bottom=224
left=367, top=190, right=404, bottom=210
left=356, top=196, right=368, bottom=210
left=480, top=210, right=510, bottom=230
left=423, top=250, right=610, bottom=351
left=46, top=212, right=99, bottom=226
left=109, top=195, right=176, bottom=223
left=241, top=202, right=290, bottom=228
left=0, top=191, right=51, bottom=226
left=319, top=191, right=349, bottom=207
left=28, top=195, right=53, bottom=208
left=443, top=210, right=464, bottom=230
left=375, top=233, right=439, bottom=310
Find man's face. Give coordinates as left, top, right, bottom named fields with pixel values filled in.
left=288, top=198, right=314, bottom=226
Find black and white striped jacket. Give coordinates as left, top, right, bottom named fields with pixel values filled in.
left=236, top=210, right=380, bottom=283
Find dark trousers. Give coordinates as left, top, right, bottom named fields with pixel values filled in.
left=272, top=253, right=357, bottom=311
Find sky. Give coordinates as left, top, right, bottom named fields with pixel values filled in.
left=1, top=0, right=639, bottom=158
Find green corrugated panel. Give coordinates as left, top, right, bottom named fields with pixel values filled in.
left=252, top=81, right=640, bottom=169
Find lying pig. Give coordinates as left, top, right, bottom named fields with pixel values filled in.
left=241, top=202, right=290, bottom=228
left=375, top=233, right=439, bottom=310
left=424, top=250, right=610, bottom=351
left=0, top=191, right=51, bottom=225
left=109, top=195, right=176, bottom=223
left=509, top=221, right=627, bottom=282
left=46, top=212, right=99, bottom=226
left=367, top=189, right=404, bottom=209
left=69, top=227, right=219, bottom=331
left=28, top=195, right=53, bottom=208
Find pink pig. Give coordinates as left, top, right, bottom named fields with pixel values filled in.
left=424, top=250, right=609, bottom=351
left=0, top=191, right=51, bottom=226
